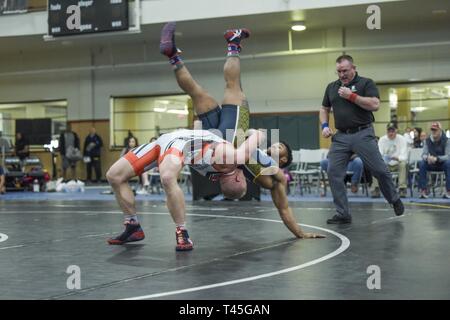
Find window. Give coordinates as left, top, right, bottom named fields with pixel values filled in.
left=0, top=100, right=67, bottom=148
left=110, top=95, right=193, bottom=148
left=378, top=81, right=450, bottom=134
left=0, top=0, right=47, bottom=15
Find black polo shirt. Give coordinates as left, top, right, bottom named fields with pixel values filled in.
left=322, top=73, right=379, bottom=131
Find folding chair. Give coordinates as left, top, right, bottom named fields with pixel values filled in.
left=291, top=149, right=323, bottom=196
left=179, top=165, right=192, bottom=194
left=148, top=169, right=162, bottom=194
left=407, top=148, right=423, bottom=197
left=288, top=150, right=301, bottom=195
left=428, top=170, right=446, bottom=197
left=408, top=147, right=446, bottom=198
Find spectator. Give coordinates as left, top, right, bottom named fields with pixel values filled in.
left=321, top=153, right=363, bottom=194
left=419, top=131, right=427, bottom=147
left=83, top=127, right=103, bottom=183
left=390, top=114, right=398, bottom=129
left=413, top=127, right=423, bottom=148
left=0, top=131, right=11, bottom=154
left=14, top=131, right=29, bottom=161
left=59, top=125, right=81, bottom=181
left=0, top=164, right=5, bottom=194
left=123, top=130, right=136, bottom=148
left=372, top=123, right=408, bottom=198
left=403, top=127, right=414, bottom=148
left=418, top=122, right=450, bottom=199
left=120, top=136, right=137, bottom=157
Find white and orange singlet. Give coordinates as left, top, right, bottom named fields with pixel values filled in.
left=124, top=129, right=229, bottom=178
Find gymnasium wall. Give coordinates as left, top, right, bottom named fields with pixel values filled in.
left=0, top=23, right=449, bottom=120
left=0, top=3, right=449, bottom=177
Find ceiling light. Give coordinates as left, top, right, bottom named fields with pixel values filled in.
left=432, top=9, right=447, bottom=15
left=291, top=22, right=306, bottom=32
left=167, top=109, right=188, bottom=115
left=411, top=107, right=427, bottom=113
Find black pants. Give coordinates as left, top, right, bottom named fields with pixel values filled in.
left=86, top=157, right=102, bottom=182
left=328, top=126, right=399, bottom=218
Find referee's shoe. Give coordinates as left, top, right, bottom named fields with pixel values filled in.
left=392, top=198, right=405, bottom=216
left=327, top=215, right=352, bottom=224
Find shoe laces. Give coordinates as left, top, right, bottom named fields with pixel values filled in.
left=226, top=29, right=249, bottom=43
left=228, top=30, right=241, bottom=41
left=176, top=228, right=190, bottom=244
left=124, top=219, right=138, bottom=226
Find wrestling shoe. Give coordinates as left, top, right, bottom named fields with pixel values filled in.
left=107, top=220, right=145, bottom=245
left=175, top=226, right=193, bottom=251
left=224, top=28, right=250, bottom=45
left=160, top=22, right=182, bottom=58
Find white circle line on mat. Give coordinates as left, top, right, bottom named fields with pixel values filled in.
left=122, top=213, right=350, bottom=300
left=0, top=233, right=8, bottom=243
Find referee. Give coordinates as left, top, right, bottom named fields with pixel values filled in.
left=320, top=54, right=404, bottom=224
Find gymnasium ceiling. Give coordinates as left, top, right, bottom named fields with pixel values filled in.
left=0, top=0, right=448, bottom=55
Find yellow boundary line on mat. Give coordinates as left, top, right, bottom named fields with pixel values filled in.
left=407, top=202, right=450, bottom=209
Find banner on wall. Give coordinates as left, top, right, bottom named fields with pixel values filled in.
left=0, top=0, right=28, bottom=15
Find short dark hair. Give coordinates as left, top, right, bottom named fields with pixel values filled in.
left=279, top=141, right=293, bottom=169
left=336, top=54, right=354, bottom=64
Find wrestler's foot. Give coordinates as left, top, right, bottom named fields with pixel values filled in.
left=160, top=22, right=181, bottom=58
left=224, top=28, right=250, bottom=45
left=107, top=220, right=145, bottom=245
left=175, top=226, right=193, bottom=251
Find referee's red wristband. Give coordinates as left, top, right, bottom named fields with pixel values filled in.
left=349, top=93, right=358, bottom=103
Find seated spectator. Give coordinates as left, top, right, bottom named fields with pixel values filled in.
left=413, top=127, right=424, bottom=148
left=418, top=122, right=450, bottom=199
left=123, top=130, right=137, bottom=149
left=403, top=127, right=414, bottom=148
left=321, top=153, right=363, bottom=193
left=14, top=131, right=29, bottom=162
left=419, top=131, right=427, bottom=146
left=371, top=123, right=408, bottom=198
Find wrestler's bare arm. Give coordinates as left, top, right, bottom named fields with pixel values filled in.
left=255, top=172, right=325, bottom=239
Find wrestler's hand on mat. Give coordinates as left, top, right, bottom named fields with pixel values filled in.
left=300, top=232, right=326, bottom=239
